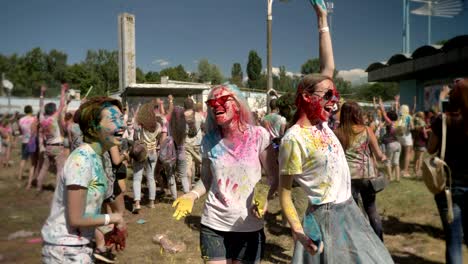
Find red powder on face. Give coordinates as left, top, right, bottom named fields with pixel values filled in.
left=299, top=96, right=326, bottom=122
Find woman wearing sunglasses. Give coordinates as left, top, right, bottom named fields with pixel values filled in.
left=277, top=1, right=393, bottom=263
left=172, top=83, right=276, bottom=263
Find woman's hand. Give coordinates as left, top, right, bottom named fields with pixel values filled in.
left=292, top=229, right=323, bottom=256
left=310, top=0, right=327, bottom=16
left=252, top=199, right=268, bottom=219
left=172, top=193, right=197, bottom=220
left=110, top=213, right=124, bottom=226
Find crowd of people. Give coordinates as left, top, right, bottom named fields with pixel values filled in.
left=0, top=2, right=467, bottom=264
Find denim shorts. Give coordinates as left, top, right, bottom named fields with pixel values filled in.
left=200, top=224, right=265, bottom=263
left=21, top=143, right=32, bottom=160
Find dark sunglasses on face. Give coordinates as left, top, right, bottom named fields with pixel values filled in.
left=312, top=90, right=335, bottom=101
left=205, top=95, right=233, bottom=107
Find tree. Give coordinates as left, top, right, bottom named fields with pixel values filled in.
left=334, top=76, right=352, bottom=97
left=210, top=64, right=224, bottom=85
left=197, top=59, right=212, bottom=83
left=246, top=50, right=262, bottom=89
left=65, top=63, right=100, bottom=97
left=301, top=58, right=321, bottom=75
left=230, top=63, right=243, bottom=87
left=136, top=67, right=146, bottom=83
left=160, top=65, right=189, bottom=82
left=197, top=59, right=224, bottom=84
left=47, top=49, right=68, bottom=83
left=277, top=66, right=295, bottom=92
left=82, top=49, right=119, bottom=95
left=352, top=82, right=399, bottom=101
left=145, top=71, right=160, bottom=83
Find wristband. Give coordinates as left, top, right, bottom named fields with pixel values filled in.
left=104, top=214, right=110, bottom=225
left=190, top=190, right=200, bottom=200
left=319, top=26, right=329, bottom=33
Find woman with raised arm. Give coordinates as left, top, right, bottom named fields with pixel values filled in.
left=172, top=83, right=276, bottom=264
left=378, top=97, right=402, bottom=182
left=41, top=97, right=126, bottom=263
left=278, top=1, right=394, bottom=263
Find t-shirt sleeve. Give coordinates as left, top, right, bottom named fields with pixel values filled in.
left=280, top=116, right=287, bottom=126
left=279, top=136, right=303, bottom=176
left=64, top=151, right=92, bottom=188
left=256, top=126, right=271, bottom=153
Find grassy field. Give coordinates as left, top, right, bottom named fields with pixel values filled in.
left=1, top=144, right=467, bottom=264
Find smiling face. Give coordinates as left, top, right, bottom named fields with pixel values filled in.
left=301, top=79, right=339, bottom=123
left=96, top=106, right=125, bottom=149
left=206, top=88, right=240, bottom=127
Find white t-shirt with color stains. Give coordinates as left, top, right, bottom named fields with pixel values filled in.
left=201, top=125, right=270, bottom=232
left=279, top=123, right=351, bottom=205
left=41, top=144, right=108, bottom=245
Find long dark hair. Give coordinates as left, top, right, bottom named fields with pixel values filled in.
left=450, top=78, right=468, bottom=135
left=170, top=106, right=187, bottom=146
left=335, top=101, right=365, bottom=151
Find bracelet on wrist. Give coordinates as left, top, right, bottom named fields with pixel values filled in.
left=319, top=26, right=329, bottom=33
left=104, top=214, right=110, bottom=225
left=190, top=190, right=200, bottom=200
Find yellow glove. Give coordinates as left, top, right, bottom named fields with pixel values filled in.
left=172, top=197, right=195, bottom=220
left=253, top=185, right=268, bottom=218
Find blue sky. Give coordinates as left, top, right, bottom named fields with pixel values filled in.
left=1, top=0, right=467, bottom=83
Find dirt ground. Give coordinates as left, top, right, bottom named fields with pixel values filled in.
left=1, top=143, right=467, bottom=264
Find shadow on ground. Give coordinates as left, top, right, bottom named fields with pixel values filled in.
left=383, top=215, right=444, bottom=239
left=263, top=243, right=292, bottom=264
left=391, top=252, right=443, bottom=264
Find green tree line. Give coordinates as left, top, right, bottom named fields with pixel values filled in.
left=0, top=47, right=397, bottom=101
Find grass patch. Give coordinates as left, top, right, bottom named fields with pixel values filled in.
left=0, top=144, right=467, bottom=263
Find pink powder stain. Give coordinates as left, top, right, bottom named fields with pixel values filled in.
left=232, top=183, right=238, bottom=193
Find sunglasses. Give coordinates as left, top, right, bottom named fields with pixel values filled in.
left=205, top=95, right=233, bottom=108
left=312, top=90, right=335, bottom=101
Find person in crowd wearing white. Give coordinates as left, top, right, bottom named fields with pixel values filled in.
left=41, top=97, right=127, bottom=263
left=172, top=84, right=276, bottom=263
left=278, top=1, right=394, bottom=263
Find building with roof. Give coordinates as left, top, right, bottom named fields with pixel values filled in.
left=366, top=35, right=468, bottom=112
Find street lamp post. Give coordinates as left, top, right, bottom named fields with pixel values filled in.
left=266, top=0, right=274, bottom=113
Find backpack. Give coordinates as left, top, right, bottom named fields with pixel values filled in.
left=159, top=136, right=177, bottom=166
left=186, top=111, right=198, bottom=138
left=130, top=128, right=148, bottom=162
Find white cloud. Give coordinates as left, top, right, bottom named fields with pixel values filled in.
left=152, top=59, right=170, bottom=67
left=337, top=68, right=368, bottom=85
left=268, top=67, right=302, bottom=78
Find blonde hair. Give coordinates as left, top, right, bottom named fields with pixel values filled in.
left=205, top=84, right=253, bottom=137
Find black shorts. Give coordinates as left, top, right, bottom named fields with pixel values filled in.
left=103, top=179, right=123, bottom=204
left=200, top=224, right=265, bottom=263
